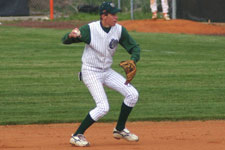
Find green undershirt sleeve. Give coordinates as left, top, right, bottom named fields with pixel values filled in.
left=119, top=26, right=141, bottom=63
left=61, top=24, right=91, bottom=44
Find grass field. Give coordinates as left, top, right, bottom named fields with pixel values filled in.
left=0, top=26, right=225, bottom=125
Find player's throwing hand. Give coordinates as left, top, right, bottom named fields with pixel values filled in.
left=69, top=28, right=81, bottom=38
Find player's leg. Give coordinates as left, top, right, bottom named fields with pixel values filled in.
left=150, top=0, right=157, bottom=12
left=161, top=0, right=169, bottom=13
left=104, top=69, right=139, bottom=141
left=104, top=69, right=139, bottom=108
left=78, top=69, right=110, bottom=127
left=70, top=69, right=110, bottom=146
left=150, top=0, right=158, bottom=19
left=161, top=0, right=170, bottom=20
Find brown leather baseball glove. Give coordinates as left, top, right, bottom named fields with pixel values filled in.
left=119, top=60, right=136, bottom=85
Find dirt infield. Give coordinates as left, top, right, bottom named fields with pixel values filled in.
left=1, top=121, right=225, bottom=150
left=1, top=19, right=225, bottom=150
left=4, top=19, right=225, bottom=36
left=119, top=19, right=225, bottom=36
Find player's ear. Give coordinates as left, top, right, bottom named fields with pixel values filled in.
left=100, top=14, right=104, bottom=20
left=101, top=14, right=107, bottom=20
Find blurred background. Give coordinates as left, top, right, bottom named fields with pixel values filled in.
left=0, top=0, right=225, bottom=22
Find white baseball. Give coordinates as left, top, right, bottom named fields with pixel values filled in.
left=72, top=29, right=81, bottom=36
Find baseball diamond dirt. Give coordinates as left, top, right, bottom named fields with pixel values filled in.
left=3, top=19, right=225, bottom=36
left=1, top=121, right=225, bottom=150
left=1, top=19, right=225, bottom=150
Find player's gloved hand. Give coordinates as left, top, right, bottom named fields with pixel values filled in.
left=119, top=60, right=136, bottom=85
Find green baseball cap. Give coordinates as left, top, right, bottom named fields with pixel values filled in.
left=99, top=2, right=121, bottom=15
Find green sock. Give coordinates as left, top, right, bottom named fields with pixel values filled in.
left=74, top=113, right=95, bottom=136
left=116, top=102, right=133, bottom=131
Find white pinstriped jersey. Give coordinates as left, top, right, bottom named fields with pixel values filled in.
left=82, top=21, right=122, bottom=70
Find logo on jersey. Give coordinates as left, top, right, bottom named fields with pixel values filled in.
left=109, top=39, right=119, bottom=49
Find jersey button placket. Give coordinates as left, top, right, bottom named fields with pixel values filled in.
left=102, top=35, right=108, bottom=70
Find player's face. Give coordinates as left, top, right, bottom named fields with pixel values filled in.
left=102, top=13, right=118, bottom=27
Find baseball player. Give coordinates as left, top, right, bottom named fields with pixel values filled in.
left=150, top=0, right=171, bottom=20
left=62, top=2, right=141, bottom=147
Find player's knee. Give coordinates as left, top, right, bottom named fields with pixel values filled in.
left=100, top=107, right=110, bottom=116
left=98, top=105, right=110, bottom=117
left=130, top=90, right=139, bottom=102
left=133, top=91, right=139, bottom=104
left=125, top=90, right=139, bottom=107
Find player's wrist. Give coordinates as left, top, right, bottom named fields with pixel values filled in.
left=130, top=58, right=136, bottom=64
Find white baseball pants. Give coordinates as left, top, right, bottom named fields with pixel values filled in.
left=81, top=65, right=139, bottom=121
left=150, top=0, right=169, bottom=13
